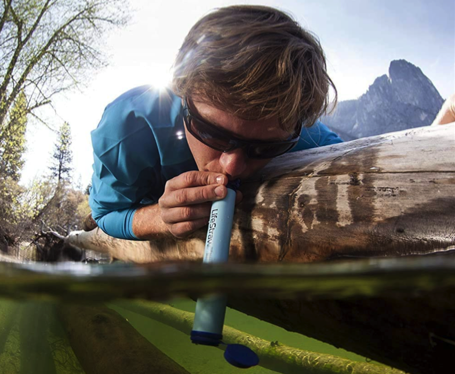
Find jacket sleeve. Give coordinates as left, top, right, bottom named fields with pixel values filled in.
left=89, top=96, right=164, bottom=240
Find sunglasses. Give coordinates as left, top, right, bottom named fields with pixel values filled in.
left=182, top=97, right=301, bottom=159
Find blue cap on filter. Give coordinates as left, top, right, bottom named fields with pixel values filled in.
left=190, top=331, right=222, bottom=346
left=224, top=344, right=260, bottom=368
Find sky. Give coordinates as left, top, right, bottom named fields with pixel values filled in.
left=21, top=0, right=455, bottom=188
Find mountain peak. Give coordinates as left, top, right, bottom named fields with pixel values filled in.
left=321, top=60, right=443, bottom=139
left=389, top=59, right=422, bottom=81
left=387, top=59, right=442, bottom=112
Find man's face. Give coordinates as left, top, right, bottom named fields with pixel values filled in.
left=184, top=98, right=295, bottom=180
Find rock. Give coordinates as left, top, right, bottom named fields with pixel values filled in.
left=322, top=60, right=444, bottom=139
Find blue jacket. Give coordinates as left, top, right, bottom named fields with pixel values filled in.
left=89, top=86, right=343, bottom=239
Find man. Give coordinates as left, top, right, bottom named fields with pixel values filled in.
left=431, top=93, right=455, bottom=126
left=89, top=5, right=343, bottom=240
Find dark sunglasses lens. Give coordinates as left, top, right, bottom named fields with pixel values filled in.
left=249, top=142, right=296, bottom=158
left=190, top=117, right=232, bottom=151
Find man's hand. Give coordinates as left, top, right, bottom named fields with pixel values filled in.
left=158, top=171, right=241, bottom=239
left=432, top=93, right=455, bottom=126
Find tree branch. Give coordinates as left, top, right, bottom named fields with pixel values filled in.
left=0, top=0, right=13, bottom=35
left=0, top=5, right=24, bottom=106
left=28, top=110, right=56, bottom=131
left=22, top=0, right=53, bottom=47
left=0, top=0, right=126, bottom=126
left=2, top=5, right=92, bottom=119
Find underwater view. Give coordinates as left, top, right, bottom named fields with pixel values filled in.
left=0, top=255, right=453, bottom=374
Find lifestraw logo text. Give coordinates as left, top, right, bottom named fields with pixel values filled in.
left=206, top=208, right=219, bottom=247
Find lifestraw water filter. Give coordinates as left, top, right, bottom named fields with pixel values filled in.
left=191, top=180, right=259, bottom=368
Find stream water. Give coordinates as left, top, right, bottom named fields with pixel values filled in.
left=0, top=255, right=454, bottom=373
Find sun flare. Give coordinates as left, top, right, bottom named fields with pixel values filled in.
left=148, top=66, right=173, bottom=91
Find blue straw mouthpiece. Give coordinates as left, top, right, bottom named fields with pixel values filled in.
left=226, top=179, right=240, bottom=191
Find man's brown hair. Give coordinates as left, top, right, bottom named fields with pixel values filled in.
left=172, top=5, right=336, bottom=132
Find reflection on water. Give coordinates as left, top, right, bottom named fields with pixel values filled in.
left=0, top=255, right=453, bottom=373
left=2, top=255, right=455, bottom=302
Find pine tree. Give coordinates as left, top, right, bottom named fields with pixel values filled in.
left=50, top=122, right=73, bottom=185
left=30, top=122, right=74, bottom=230
left=0, top=91, right=28, bottom=225
left=0, top=91, right=27, bottom=181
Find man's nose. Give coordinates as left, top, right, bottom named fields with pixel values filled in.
left=219, top=148, right=248, bottom=178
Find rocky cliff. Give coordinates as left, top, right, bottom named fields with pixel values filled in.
left=322, top=60, right=444, bottom=140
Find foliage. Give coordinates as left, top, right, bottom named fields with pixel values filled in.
left=1, top=118, right=87, bottom=242
left=0, top=90, right=27, bottom=181
left=0, top=0, right=129, bottom=259
left=0, top=0, right=128, bottom=254
left=44, top=183, right=91, bottom=233
left=14, top=177, right=55, bottom=222
left=9, top=177, right=90, bottom=239
left=49, top=121, right=72, bottom=184
left=0, top=175, right=24, bottom=226
left=0, top=91, right=28, bottom=231
left=0, top=0, right=129, bottom=129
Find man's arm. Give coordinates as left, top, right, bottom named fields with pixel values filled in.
left=89, top=87, right=164, bottom=240
left=432, top=94, right=455, bottom=126
left=131, top=204, right=168, bottom=239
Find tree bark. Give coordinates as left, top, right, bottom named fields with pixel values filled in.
left=65, top=124, right=455, bottom=263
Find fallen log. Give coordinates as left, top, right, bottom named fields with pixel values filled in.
left=57, top=304, right=190, bottom=374
left=112, top=300, right=405, bottom=374
left=65, top=124, right=455, bottom=262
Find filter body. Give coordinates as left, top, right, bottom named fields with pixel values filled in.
left=191, top=187, right=236, bottom=345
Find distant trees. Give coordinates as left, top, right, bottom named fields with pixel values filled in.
left=0, top=0, right=128, bottom=256
left=44, top=121, right=90, bottom=233
left=30, top=121, right=89, bottom=234
left=50, top=122, right=72, bottom=185
left=2, top=120, right=92, bottom=255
